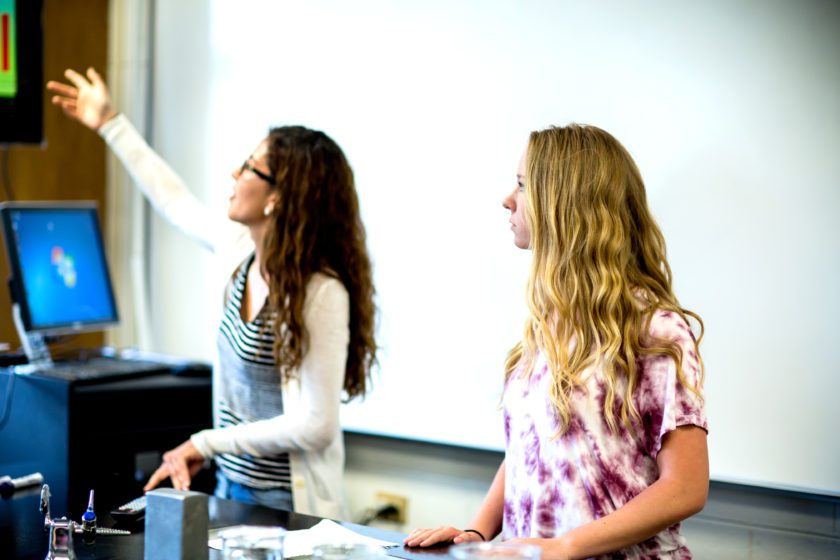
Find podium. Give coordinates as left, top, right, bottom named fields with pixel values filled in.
left=0, top=366, right=213, bottom=518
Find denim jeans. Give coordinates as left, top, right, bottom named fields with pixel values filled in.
left=215, top=472, right=294, bottom=511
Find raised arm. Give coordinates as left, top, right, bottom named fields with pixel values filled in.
left=47, top=67, right=230, bottom=252
left=404, top=460, right=506, bottom=547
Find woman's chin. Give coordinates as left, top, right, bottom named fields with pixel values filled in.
left=228, top=210, right=264, bottom=227
left=227, top=208, right=244, bottom=224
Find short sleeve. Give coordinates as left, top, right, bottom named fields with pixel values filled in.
left=634, top=310, right=708, bottom=458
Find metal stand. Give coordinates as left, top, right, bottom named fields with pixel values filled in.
left=12, top=304, right=53, bottom=368
left=46, top=517, right=78, bottom=560
left=40, top=484, right=130, bottom=559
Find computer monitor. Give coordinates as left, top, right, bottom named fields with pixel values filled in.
left=0, top=201, right=119, bottom=341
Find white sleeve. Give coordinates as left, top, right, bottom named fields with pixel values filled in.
left=190, top=278, right=349, bottom=457
left=98, top=114, right=225, bottom=252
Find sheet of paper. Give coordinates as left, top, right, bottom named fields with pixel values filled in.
left=208, top=519, right=398, bottom=558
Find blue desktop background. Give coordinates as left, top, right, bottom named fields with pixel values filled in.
left=10, top=208, right=116, bottom=329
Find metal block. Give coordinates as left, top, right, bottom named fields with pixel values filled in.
left=144, top=488, right=209, bottom=560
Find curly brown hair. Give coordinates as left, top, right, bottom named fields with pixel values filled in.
left=261, top=125, right=376, bottom=399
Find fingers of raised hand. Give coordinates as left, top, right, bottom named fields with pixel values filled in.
left=63, top=68, right=90, bottom=89
left=58, top=101, right=78, bottom=119
left=86, top=67, right=105, bottom=88
left=46, top=81, right=78, bottom=98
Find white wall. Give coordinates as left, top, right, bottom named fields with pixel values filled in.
left=149, top=0, right=840, bottom=496
left=343, top=435, right=499, bottom=529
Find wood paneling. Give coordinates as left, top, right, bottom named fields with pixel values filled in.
left=0, top=0, right=109, bottom=352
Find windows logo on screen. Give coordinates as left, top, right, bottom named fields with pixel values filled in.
left=51, top=246, right=76, bottom=288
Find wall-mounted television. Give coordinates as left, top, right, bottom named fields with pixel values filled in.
left=0, top=0, right=43, bottom=145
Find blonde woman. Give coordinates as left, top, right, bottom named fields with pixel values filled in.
left=406, top=125, right=708, bottom=559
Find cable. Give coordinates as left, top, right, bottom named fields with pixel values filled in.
left=354, top=503, right=399, bottom=526
left=0, top=368, right=16, bottom=430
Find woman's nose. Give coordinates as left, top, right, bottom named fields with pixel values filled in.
left=502, top=189, right=516, bottom=210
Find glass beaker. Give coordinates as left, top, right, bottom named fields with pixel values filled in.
left=218, top=526, right=286, bottom=560
left=449, top=542, right=542, bottom=560
left=312, top=543, right=388, bottom=560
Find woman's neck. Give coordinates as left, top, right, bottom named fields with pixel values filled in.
left=249, top=222, right=269, bottom=281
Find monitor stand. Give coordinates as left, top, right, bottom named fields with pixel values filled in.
left=12, top=303, right=53, bottom=368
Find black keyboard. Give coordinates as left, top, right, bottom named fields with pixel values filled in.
left=32, top=358, right=170, bottom=382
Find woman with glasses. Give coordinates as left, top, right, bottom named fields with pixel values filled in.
left=47, top=68, right=377, bottom=519
left=404, top=125, right=708, bottom=558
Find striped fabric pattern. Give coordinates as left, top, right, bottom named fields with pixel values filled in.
left=216, top=255, right=292, bottom=490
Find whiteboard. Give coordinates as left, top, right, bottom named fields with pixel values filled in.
left=150, top=0, right=840, bottom=496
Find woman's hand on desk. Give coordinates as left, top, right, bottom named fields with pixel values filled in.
left=144, top=440, right=205, bottom=492
left=403, top=526, right=484, bottom=548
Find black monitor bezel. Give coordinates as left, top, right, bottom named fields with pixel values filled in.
left=0, top=200, right=119, bottom=335
left=0, top=0, right=44, bottom=145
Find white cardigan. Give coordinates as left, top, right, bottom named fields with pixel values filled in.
left=99, top=115, right=350, bottom=519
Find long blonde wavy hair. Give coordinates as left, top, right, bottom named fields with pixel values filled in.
left=504, top=124, right=703, bottom=434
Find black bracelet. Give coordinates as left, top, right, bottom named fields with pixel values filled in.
left=463, top=528, right=486, bottom=541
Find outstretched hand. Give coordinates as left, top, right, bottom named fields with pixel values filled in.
left=46, top=67, right=117, bottom=131
left=403, top=526, right=484, bottom=548
left=144, top=440, right=205, bottom=492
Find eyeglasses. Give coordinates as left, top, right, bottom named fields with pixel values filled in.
left=240, top=159, right=276, bottom=186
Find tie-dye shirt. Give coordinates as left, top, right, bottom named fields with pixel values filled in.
left=502, top=310, right=707, bottom=559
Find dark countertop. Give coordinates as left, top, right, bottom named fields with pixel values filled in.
left=0, top=489, right=449, bottom=560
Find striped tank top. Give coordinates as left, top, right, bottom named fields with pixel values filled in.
left=214, top=254, right=292, bottom=490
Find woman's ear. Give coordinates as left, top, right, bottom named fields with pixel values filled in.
left=264, top=192, right=281, bottom=216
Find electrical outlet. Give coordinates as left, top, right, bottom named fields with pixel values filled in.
left=375, top=492, right=408, bottom=524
